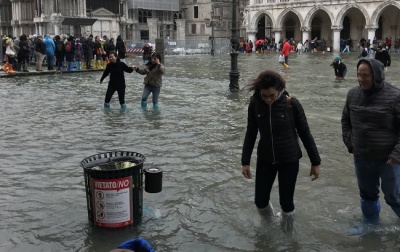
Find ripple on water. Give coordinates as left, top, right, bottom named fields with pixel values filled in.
left=1, top=54, right=400, bottom=251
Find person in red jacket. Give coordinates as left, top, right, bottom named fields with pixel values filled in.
left=280, top=38, right=291, bottom=68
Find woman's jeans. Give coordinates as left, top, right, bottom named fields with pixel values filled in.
left=141, top=85, right=161, bottom=104
left=255, top=159, right=299, bottom=213
left=354, top=155, right=400, bottom=218
left=46, top=53, right=54, bottom=70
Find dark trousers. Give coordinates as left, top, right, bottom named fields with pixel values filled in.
left=104, top=85, right=125, bottom=105
left=85, top=53, right=93, bottom=69
left=255, top=159, right=299, bottom=213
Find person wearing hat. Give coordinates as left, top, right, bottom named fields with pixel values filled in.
left=132, top=53, right=166, bottom=109
left=330, top=56, right=347, bottom=80
left=371, top=45, right=391, bottom=72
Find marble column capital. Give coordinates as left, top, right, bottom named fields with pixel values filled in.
left=300, top=27, right=311, bottom=32
left=50, top=13, right=64, bottom=26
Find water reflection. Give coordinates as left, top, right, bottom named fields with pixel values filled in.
left=0, top=52, right=399, bottom=251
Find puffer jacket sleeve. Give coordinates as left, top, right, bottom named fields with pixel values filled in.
left=341, top=93, right=353, bottom=153
left=389, top=97, right=400, bottom=162
left=292, top=97, right=321, bottom=166
left=241, top=99, right=259, bottom=166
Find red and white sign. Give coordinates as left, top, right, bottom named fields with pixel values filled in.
left=93, top=176, right=132, bottom=228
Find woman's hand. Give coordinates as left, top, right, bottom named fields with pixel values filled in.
left=387, top=158, right=398, bottom=165
left=242, top=165, right=252, bottom=179
left=310, top=165, right=320, bottom=181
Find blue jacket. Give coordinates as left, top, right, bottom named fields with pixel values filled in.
left=44, top=36, right=55, bottom=56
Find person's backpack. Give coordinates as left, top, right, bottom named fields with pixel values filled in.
left=65, top=42, right=72, bottom=52
left=362, top=49, right=367, bottom=57
left=56, top=42, right=63, bottom=52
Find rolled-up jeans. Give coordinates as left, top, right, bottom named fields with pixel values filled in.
left=34, top=51, right=45, bottom=70
left=354, top=155, right=400, bottom=211
left=141, top=85, right=161, bottom=104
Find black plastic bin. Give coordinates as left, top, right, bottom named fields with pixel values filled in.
left=80, top=151, right=145, bottom=228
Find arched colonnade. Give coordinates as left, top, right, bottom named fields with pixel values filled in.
left=245, top=1, right=400, bottom=52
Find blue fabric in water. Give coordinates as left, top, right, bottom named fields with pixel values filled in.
left=117, top=238, right=154, bottom=252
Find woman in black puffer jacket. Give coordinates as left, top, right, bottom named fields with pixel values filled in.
left=241, top=70, right=321, bottom=233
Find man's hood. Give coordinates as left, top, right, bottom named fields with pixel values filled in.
left=357, top=58, right=385, bottom=95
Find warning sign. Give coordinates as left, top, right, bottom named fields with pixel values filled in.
left=93, top=176, right=132, bottom=227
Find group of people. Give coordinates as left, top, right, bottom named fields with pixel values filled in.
left=1, top=33, right=128, bottom=73
left=242, top=58, right=400, bottom=233
left=100, top=52, right=165, bottom=110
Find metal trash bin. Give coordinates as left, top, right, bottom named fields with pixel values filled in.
left=80, top=151, right=145, bottom=228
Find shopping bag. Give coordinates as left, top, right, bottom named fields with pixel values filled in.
left=278, top=54, right=285, bottom=63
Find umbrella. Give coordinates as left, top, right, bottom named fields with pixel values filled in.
left=255, top=39, right=264, bottom=46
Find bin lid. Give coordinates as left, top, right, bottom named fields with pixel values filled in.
left=81, top=151, right=145, bottom=170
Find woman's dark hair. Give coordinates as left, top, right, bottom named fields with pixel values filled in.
left=109, top=51, right=118, bottom=58
left=248, top=70, right=285, bottom=94
left=248, top=70, right=286, bottom=107
left=151, top=52, right=162, bottom=61
left=19, top=34, right=27, bottom=41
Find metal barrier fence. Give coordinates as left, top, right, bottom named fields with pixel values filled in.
left=126, top=38, right=232, bottom=55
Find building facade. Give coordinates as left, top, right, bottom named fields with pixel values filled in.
left=244, top=0, right=400, bottom=52
left=0, top=0, right=129, bottom=38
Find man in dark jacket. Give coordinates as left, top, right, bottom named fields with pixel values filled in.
left=34, top=35, right=46, bottom=71
left=84, top=35, right=95, bottom=69
left=341, top=58, right=400, bottom=222
left=18, top=34, right=30, bottom=72
left=371, top=45, right=391, bottom=72
left=116, top=35, right=126, bottom=63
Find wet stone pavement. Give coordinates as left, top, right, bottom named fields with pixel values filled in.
left=1, top=52, right=400, bottom=252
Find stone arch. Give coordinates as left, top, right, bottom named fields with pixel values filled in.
left=276, top=8, right=303, bottom=28
left=336, top=4, right=370, bottom=27
left=371, top=1, right=400, bottom=26
left=249, top=10, right=274, bottom=31
left=304, top=5, right=335, bottom=28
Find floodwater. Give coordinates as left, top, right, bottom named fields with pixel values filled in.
left=1, top=51, right=400, bottom=252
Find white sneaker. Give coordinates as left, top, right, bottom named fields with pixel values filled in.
left=257, top=202, right=276, bottom=217
left=280, top=210, right=295, bottom=233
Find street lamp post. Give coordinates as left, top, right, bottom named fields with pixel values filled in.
left=205, top=10, right=216, bottom=56
left=211, top=14, right=215, bottom=56
left=229, top=0, right=240, bottom=91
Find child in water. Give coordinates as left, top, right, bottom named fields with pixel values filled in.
left=330, top=56, right=347, bottom=80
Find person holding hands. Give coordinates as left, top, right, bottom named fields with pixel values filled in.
left=132, top=53, right=165, bottom=109
left=100, top=52, right=134, bottom=109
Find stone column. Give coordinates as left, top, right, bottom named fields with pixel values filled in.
left=300, top=27, right=310, bottom=44
left=247, top=30, right=256, bottom=51
left=50, top=13, right=64, bottom=35
left=331, top=27, right=342, bottom=52
left=175, top=19, right=186, bottom=47
left=147, top=18, right=159, bottom=43
left=365, top=26, right=377, bottom=46
left=273, top=29, right=282, bottom=48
